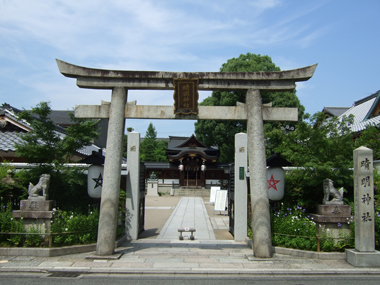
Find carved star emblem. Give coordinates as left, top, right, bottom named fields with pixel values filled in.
left=92, top=173, right=103, bottom=189
left=268, top=174, right=281, bottom=191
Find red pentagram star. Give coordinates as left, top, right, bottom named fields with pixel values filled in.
left=268, top=174, right=281, bottom=191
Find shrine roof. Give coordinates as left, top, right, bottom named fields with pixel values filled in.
left=48, top=110, right=74, bottom=127
left=322, top=107, right=350, bottom=117
left=338, top=90, right=380, bottom=133
left=166, top=135, right=219, bottom=162
left=167, top=136, right=188, bottom=148
left=167, top=135, right=210, bottom=149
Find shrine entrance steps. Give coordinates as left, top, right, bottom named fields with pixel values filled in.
left=172, top=187, right=210, bottom=197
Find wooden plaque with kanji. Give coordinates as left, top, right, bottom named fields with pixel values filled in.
left=173, top=78, right=199, bottom=115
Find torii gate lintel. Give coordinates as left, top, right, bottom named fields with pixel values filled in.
left=56, top=59, right=317, bottom=91
left=74, top=103, right=299, bottom=122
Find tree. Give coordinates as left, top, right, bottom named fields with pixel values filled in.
left=140, top=123, right=168, bottom=162
left=267, top=112, right=355, bottom=210
left=140, top=123, right=157, bottom=162
left=123, top=134, right=128, bottom=158
left=354, top=125, right=380, bottom=160
left=194, top=53, right=305, bottom=162
left=14, top=102, right=99, bottom=212
left=16, top=102, right=98, bottom=164
left=154, top=140, right=169, bottom=161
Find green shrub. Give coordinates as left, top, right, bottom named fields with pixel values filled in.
left=265, top=204, right=354, bottom=252
left=50, top=207, right=99, bottom=247
left=320, top=238, right=334, bottom=252
left=0, top=201, right=24, bottom=246
left=24, top=224, right=43, bottom=247
left=271, top=204, right=317, bottom=251
left=0, top=202, right=124, bottom=248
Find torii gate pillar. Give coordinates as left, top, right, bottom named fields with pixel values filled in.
left=96, top=87, right=127, bottom=256
left=246, top=89, right=272, bottom=257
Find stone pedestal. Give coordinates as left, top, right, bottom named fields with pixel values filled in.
left=146, top=180, right=159, bottom=196
left=12, top=200, right=56, bottom=233
left=312, top=204, right=351, bottom=221
left=311, top=205, right=352, bottom=244
left=346, top=249, right=380, bottom=267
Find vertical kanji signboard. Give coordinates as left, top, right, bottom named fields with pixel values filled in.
left=173, top=78, right=199, bottom=115
left=354, top=146, right=375, bottom=252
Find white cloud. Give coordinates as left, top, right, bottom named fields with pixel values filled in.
left=0, top=0, right=327, bottom=66
left=249, top=0, right=282, bottom=10
left=0, top=0, right=334, bottom=134
left=297, top=26, right=330, bottom=48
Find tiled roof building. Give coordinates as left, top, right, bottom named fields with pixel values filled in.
left=0, top=103, right=103, bottom=162
left=337, top=90, right=380, bottom=134
left=322, top=106, right=350, bottom=117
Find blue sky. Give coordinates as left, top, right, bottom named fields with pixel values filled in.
left=1, top=0, right=379, bottom=138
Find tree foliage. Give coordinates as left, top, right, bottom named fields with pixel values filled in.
left=194, top=53, right=305, bottom=162
left=354, top=125, right=380, bottom=160
left=140, top=123, right=168, bottom=162
left=123, top=134, right=128, bottom=158
left=0, top=164, right=27, bottom=203
left=15, top=102, right=98, bottom=164
left=14, top=102, right=99, bottom=212
left=267, top=113, right=355, bottom=210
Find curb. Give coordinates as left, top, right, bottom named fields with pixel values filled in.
left=1, top=267, right=380, bottom=276
left=245, top=237, right=346, bottom=260
left=0, top=236, right=126, bottom=257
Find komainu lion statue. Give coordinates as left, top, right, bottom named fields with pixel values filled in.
left=28, top=174, right=50, bottom=200
left=323, top=178, right=344, bottom=205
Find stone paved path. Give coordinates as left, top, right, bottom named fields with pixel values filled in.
left=157, top=197, right=215, bottom=240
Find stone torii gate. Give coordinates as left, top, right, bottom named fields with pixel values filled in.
left=56, top=59, right=317, bottom=258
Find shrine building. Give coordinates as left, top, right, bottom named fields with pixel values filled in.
left=144, top=135, right=230, bottom=190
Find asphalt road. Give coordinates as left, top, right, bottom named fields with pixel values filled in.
left=1, top=273, right=380, bottom=285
